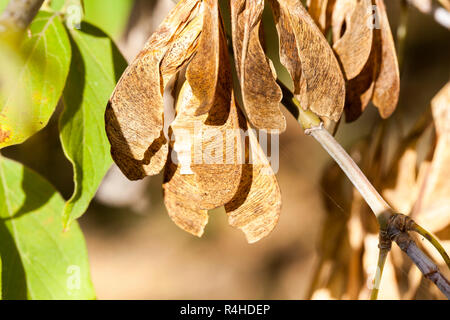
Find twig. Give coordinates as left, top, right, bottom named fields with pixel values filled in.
left=411, top=223, right=450, bottom=270
left=0, top=0, right=45, bottom=30
left=388, top=213, right=450, bottom=271
left=370, top=248, right=390, bottom=300
left=389, top=231, right=450, bottom=298
left=278, top=79, right=450, bottom=299
left=371, top=230, right=392, bottom=300
left=278, top=80, right=393, bottom=227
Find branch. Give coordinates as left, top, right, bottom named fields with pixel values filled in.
left=370, top=247, right=390, bottom=300
left=278, top=80, right=450, bottom=299
left=278, top=80, right=393, bottom=228
left=412, top=223, right=450, bottom=270
left=0, top=0, right=45, bottom=30
left=389, top=231, right=450, bottom=298
left=370, top=230, right=392, bottom=300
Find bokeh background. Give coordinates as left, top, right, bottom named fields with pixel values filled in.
left=3, top=0, right=450, bottom=299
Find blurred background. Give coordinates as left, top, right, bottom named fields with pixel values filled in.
left=2, top=0, right=450, bottom=299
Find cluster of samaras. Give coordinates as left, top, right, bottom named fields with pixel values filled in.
left=105, top=0, right=399, bottom=243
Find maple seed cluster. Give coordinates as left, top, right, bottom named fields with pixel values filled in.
left=105, top=0, right=399, bottom=243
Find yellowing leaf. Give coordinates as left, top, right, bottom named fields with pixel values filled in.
left=0, top=12, right=71, bottom=149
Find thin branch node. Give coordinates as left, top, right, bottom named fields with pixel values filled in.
left=378, top=230, right=392, bottom=250
left=304, top=122, right=324, bottom=136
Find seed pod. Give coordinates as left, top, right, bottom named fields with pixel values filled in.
left=231, top=0, right=286, bottom=131
left=371, top=0, right=400, bottom=119
left=106, top=0, right=203, bottom=180
left=333, top=0, right=373, bottom=80
left=225, top=124, right=282, bottom=243
left=270, top=0, right=346, bottom=121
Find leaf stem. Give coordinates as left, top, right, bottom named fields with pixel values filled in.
left=412, top=223, right=450, bottom=270
left=278, top=80, right=450, bottom=299
left=278, top=80, right=393, bottom=228
left=389, top=231, right=450, bottom=298
left=370, top=247, right=389, bottom=300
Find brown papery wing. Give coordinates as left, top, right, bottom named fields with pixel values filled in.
left=231, top=0, right=286, bottom=132
left=308, top=0, right=331, bottom=33
left=186, top=0, right=223, bottom=116
left=169, top=80, right=244, bottom=211
left=372, top=0, right=400, bottom=119
left=271, top=0, right=345, bottom=121
left=333, top=0, right=373, bottom=80
left=331, top=0, right=356, bottom=43
left=224, top=124, right=282, bottom=244
left=105, top=0, right=202, bottom=180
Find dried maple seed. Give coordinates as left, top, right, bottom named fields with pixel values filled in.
left=270, top=0, right=346, bottom=121
left=231, top=0, right=286, bottom=132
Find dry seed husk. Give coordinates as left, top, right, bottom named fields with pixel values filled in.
left=106, top=0, right=202, bottom=180
left=231, top=0, right=286, bottom=131
left=331, top=0, right=356, bottom=43
left=169, top=81, right=244, bottom=210
left=224, top=124, right=282, bottom=243
left=333, top=0, right=373, bottom=80
left=371, top=0, right=400, bottom=118
left=186, top=0, right=222, bottom=115
left=308, top=0, right=330, bottom=32
left=413, top=83, right=450, bottom=232
left=270, top=0, right=345, bottom=121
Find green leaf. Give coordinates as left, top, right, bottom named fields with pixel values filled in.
left=0, top=156, right=95, bottom=299
left=0, top=255, right=2, bottom=300
left=0, top=0, right=9, bottom=14
left=60, top=22, right=127, bottom=228
left=49, top=0, right=66, bottom=11
left=0, top=11, right=71, bottom=149
left=84, top=0, right=133, bottom=40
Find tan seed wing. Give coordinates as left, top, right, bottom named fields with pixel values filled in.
left=225, top=126, right=282, bottom=244
left=331, top=0, right=357, bottom=43
left=186, top=0, right=222, bottom=115
left=271, top=0, right=345, bottom=121
left=170, top=81, right=244, bottom=210
left=105, top=0, right=202, bottom=180
left=308, top=0, right=329, bottom=32
left=371, top=0, right=400, bottom=118
left=333, top=0, right=373, bottom=80
left=271, top=0, right=307, bottom=106
left=231, top=0, right=286, bottom=131
left=344, top=34, right=378, bottom=122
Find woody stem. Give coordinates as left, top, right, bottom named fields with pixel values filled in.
left=370, top=247, right=389, bottom=300
left=0, top=0, right=45, bottom=30
left=277, top=80, right=393, bottom=228
left=277, top=80, right=450, bottom=299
